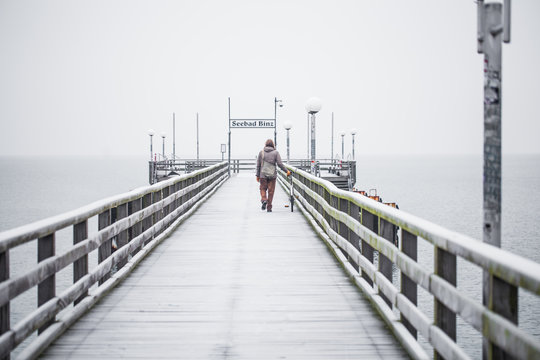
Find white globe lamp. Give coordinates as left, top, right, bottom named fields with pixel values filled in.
left=305, top=97, right=322, bottom=114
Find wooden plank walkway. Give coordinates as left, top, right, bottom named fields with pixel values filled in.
left=40, top=174, right=408, bottom=359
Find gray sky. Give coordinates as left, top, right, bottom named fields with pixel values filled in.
left=1, top=0, right=539, bottom=159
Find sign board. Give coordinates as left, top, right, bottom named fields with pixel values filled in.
left=230, top=119, right=275, bottom=128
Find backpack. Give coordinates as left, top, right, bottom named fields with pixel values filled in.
left=260, top=150, right=276, bottom=178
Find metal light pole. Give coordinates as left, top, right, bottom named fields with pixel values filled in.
left=228, top=97, right=231, bottom=176
left=196, top=113, right=200, bottom=161
left=306, top=113, right=310, bottom=159
left=148, top=129, right=155, bottom=161
left=161, top=133, right=166, bottom=159
left=340, top=131, right=345, bottom=160
left=284, top=123, right=292, bottom=163
left=331, top=112, right=334, bottom=163
left=477, top=1, right=514, bottom=359
left=305, top=97, right=322, bottom=162
left=172, top=113, right=176, bottom=160
left=274, top=98, right=283, bottom=147
left=350, top=129, right=357, bottom=160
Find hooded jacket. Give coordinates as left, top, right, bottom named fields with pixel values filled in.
left=256, top=146, right=287, bottom=178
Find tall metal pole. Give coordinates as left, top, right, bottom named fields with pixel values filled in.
left=479, top=2, right=516, bottom=359
left=228, top=97, right=231, bottom=176
left=341, top=134, right=345, bottom=160
left=351, top=134, right=355, bottom=160
left=274, top=97, right=277, bottom=147
left=161, top=134, right=165, bottom=159
left=310, top=113, right=316, bottom=161
left=286, top=129, right=290, bottom=163
left=149, top=134, right=153, bottom=161
left=482, top=3, right=503, bottom=250
left=331, top=112, right=334, bottom=162
left=196, top=113, right=200, bottom=161
left=307, top=113, right=310, bottom=159
left=172, top=113, right=176, bottom=160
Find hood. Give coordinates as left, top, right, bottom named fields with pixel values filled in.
left=264, top=146, right=275, bottom=152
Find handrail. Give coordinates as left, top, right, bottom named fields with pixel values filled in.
left=149, top=158, right=356, bottom=184
left=0, top=162, right=229, bottom=359
left=277, top=165, right=540, bottom=360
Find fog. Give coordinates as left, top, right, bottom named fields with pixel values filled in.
left=1, top=0, right=539, bottom=159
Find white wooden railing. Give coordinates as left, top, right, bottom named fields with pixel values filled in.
left=278, top=165, right=540, bottom=360
left=0, top=162, right=229, bottom=359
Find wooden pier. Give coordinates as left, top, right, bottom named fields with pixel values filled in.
left=39, top=174, right=407, bottom=359
left=2, top=162, right=540, bottom=360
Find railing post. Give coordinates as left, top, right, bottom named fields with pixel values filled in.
left=129, top=198, right=143, bottom=257
left=73, top=220, right=88, bottom=305
left=338, top=197, right=350, bottom=259
left=379, top=218, right=394, bottom=307
left=401, top=229, right=418, bottom=338
left=98, top=210, right=111, bottom=285
left=37, top=233, right=55, bottom=333
left=311, top=182, right=316, bottom=209
left=173, top=182, right=181, bottom=215
left=180, top=179, right=187, bottom=216
left=186, top=177, right=193, bottom=206
left=0, top=249, right=9, bottom=360
left=486, top=276, right=518, bottom=360
left=349, top=202, right=360, bottom=272
left=434, top=247, right=456, bottom=360
left=166, top=185, right=174, bottom=220
left=153, top=190, right=162, bottom=236
left=329, top=195, right=338, bottom=233
left=361, top=209, right=376, bottom=287
left=142, top=192, right=153, bottom=246
left=116, top=203, right=129, bottom=269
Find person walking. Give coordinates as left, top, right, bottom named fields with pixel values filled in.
left=256, top=139, right=290, bottom=212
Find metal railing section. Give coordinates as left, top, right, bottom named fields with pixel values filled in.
left=149, top=158, right=356, bottom=184
left=277, top=166, right=540, bottom=360
left=0, top=162, right=229, bottom=359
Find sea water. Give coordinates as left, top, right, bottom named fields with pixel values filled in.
left=355, top=154, right=540, bottom=358
left=0, top=155, right=149, bottom=357
left=0, top=154, right=538, bottom=359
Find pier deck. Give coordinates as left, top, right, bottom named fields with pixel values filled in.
left=40, top=174, right=407, bottom=359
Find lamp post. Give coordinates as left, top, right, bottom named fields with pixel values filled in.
left=196, top=113, right=200, bottom=161
left=161, top=133, right=166, bottom=160
left=305, top=97, right=322, bottom=162
left=284, top=122, right=292, bottom=163
left=340, top=131, right=346, bottom=160
left=148, top=129, right=155, bottom=161
left=331, top=112, right=334, bottom=163
left=350, top=129, right=357, bottom=160
left=306, top=113, right=310, bottom=159
left=274, top=98, right=283, bottom=147
left=172, top=113, right=176, bottom=160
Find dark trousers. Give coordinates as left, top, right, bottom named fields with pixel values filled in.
left=259, top=177, right=276, bottom=211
